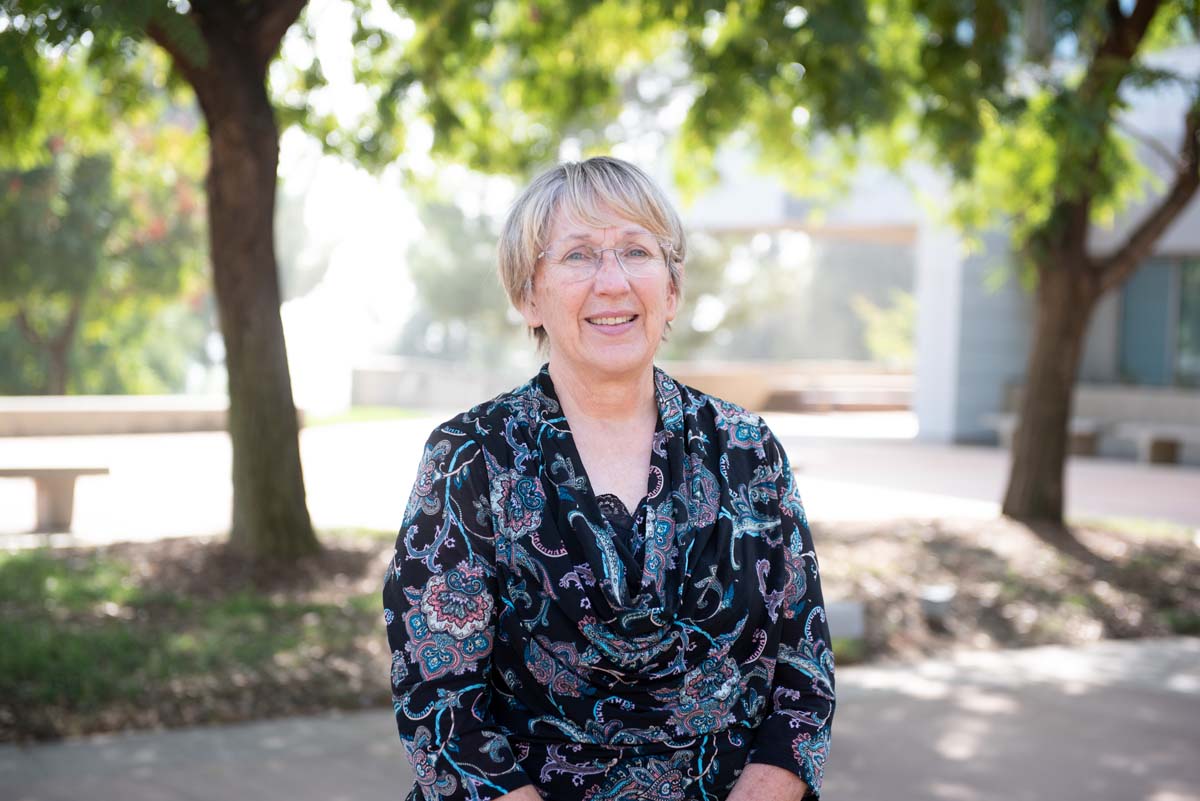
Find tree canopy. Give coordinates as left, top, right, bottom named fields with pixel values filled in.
left=0, top=50, right=208, bottom=394
left=4, top=0, right=1196, bottom=542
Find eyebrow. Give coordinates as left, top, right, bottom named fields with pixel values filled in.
left=561, top=228, right=655, bottom=241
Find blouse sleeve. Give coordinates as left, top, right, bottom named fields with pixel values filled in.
left=746, top=425, right=837, bottom=799
left=382, top=426, right=534, bottom=801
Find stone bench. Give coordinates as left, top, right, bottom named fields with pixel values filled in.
left=0, top=467, right=110, bottom=532
left=1110, top=422, right=1200, bottom=464
left=980, top=413, right=1104, bottom=456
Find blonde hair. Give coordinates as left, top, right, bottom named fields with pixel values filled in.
left=497, top=156, right=686, bottom=348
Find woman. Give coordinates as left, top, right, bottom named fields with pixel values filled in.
left=383, top=156, right=835, bottom=801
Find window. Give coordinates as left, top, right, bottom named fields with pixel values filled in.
left=1119, top=256, right=1200, bottom=387
left=1177, top=258, right=1200, bottom=386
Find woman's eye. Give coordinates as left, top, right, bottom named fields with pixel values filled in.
left=563, top=250, right=590, bottom=262
left=625, top=247, right=651, bottom=259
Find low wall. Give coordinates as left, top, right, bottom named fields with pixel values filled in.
left=660, top=360, right=912, bottom=411
left=352, top=356, right=912, bottom=413
left=0, top=396, right=305, bottom=437
left=352, top=357, right=532, bottom=410
left=1001, top=382, right=1200, bottom=465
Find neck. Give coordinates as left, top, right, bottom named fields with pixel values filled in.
left=547, top=357, right=657, bottom=425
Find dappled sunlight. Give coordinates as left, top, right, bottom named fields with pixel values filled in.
left=825, top=639, right=1200, bottom=800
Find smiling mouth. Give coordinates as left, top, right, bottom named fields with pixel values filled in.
left=587, top=315, right=638, bottom=326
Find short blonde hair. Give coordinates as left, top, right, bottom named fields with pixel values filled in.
left=498, top=156, right=686, bottom=348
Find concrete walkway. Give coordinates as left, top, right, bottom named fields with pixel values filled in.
left=2, top=411, right=1198, bottom=548
left=3, top=636, right=1197, bottom=801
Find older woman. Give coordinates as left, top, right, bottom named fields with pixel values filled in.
left=383, top=156, right=835, bottom=801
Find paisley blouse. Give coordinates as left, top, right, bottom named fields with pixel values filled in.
left=382, top=364, right=836, bottom=801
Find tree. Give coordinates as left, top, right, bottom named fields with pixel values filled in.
left=645, top=0, right=1199, bottom=525
left=1, top=4, right=322, bottom=560
left=0, top=56, right=208, bottom=395
left=1, top=154, right=118, bottom=393
left=0, top=0, right=658, bottom=562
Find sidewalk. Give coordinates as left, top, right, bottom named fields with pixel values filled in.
left=3, top=637, right=1197, bottom=801
left=2, top=411, right=1198, bottom=547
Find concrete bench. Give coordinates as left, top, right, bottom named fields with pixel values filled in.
left=1110, top=422, right=1200, bottom=464
left=981, top=413, right=1103, bottom=456
left=0, top=467, right=110, bottom=532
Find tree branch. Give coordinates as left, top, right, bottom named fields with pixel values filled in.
left=49, top=299, right=84, bottom=352
left=1096, top=99, right=1200, bottom=295
left=145, top=15, right=206, bottom=88
left=1045, top=0, right=1164, bottom=254
left=1076, top=0, right=1162, bottom=111
left=14, top=308, right=44, bottom=348
left=251, top=0, right=310, bottom=71
left=1115, top=115, right=1188, bottom=172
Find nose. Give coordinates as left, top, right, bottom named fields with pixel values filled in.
left=592, top=248, right=632, bottom=292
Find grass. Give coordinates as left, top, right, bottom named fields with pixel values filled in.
left=0, top=539, right=389, bottom=741
left=1066, top=515, right=1198, bottom=544
left=1164, top=609, right=1200, bottom=635
left=830, top=637, right=865, bottom=666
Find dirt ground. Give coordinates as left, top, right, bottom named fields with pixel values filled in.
left=4, top=517, right=1197, bottom=742
left=814, top=516, right=1200, bottom=662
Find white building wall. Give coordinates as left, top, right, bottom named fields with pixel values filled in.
left=913, top=221, right=965, bottom=441
left=951, top=232, right=1034, bottom=441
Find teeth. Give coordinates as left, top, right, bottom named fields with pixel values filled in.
left=589, top=316, right=635, bottom=325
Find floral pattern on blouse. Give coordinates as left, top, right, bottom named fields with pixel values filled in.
left=383, top=364, right=835, bottom=800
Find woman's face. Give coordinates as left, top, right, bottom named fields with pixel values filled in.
left=521, top=205, right=679, bottom=381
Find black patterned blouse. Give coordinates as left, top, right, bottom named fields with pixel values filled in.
left=382, top=364, right=836, bottom=801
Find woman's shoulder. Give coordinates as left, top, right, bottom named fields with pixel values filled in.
left=658, top=367, right=784, bottom=461
left=658, top=368, right=767, bottom=429
left=420, top=371, right=556, bottom=448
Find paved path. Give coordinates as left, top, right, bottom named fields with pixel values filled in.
left=3, top=637, right=1197, bottom=801
left=2, top=412, right=1198, bottom=548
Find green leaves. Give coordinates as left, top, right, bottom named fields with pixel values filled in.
left=0, top=39, right=208, bottom=394
left=0, top=29, right=42, bottom=154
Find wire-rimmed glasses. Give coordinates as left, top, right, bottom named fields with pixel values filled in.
left=536, top=241, right=672, bottom=283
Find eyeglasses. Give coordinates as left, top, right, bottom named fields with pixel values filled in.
left=536, top=243, right=670, bottom=283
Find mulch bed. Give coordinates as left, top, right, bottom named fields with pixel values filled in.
left=3, top=518, right=1197, bottom=743
left=815, top=516, right=1200, bottom=663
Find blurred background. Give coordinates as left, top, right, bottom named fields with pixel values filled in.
left=1, top=1, right=1198, bottom=799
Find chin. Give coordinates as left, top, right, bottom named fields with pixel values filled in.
left=583, top=346, right=656, bottom=375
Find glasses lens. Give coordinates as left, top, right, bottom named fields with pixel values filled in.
left=550, top=247, right=596, bottom=281
left=618, top=246, right=658, bottom=275
left=548, top=244, right=664, bottom=280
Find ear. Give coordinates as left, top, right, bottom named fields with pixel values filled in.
left=664, top=264, right=681, bottom=322
left=517, top=284, right=543, bottom=329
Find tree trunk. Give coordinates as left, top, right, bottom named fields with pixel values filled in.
left=46, top=339, right=69, bottom=395
left=21, top=300, right=81, bottom=395
left=190, top=34, right=319, bottom=561
left=1001, top=260, right=1097, bottom=524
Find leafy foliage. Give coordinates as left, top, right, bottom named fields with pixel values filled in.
left=0, top=47, right=208, bottom=394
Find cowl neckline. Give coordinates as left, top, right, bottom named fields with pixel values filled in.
left=529, top=362, right=692, bottom=632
